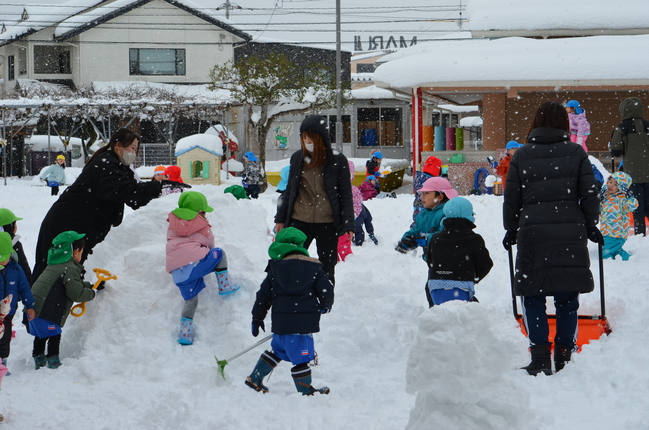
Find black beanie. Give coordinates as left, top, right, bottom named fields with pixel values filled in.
left=299, top=115, right=331, bottom=149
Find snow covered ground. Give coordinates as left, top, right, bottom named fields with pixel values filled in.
left=0, top=173, right=646, bottom=429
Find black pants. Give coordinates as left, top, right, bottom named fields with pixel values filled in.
left=246, top=184, right=260, bottom=199
left=630, top=182, right=649, bottom=236
left=0, top=314, right=14, bottom=359
left=50, top=186, right=59, bottom=196
left=354, top=205, right=374, bottom=245
left=33, top=334, right=61, bottom=357
left=288, top=220, right=338, bottom=284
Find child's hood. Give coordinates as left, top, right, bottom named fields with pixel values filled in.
left=269, top=255, right=325, bottom=292
left=601, top=172, right=633, bottom=198
left=167, top=212, right=211, bottom=237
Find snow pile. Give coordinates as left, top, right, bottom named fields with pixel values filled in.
left=174, top=134, right=223, bottom=157
left=406, top=302, right=532, bottom=429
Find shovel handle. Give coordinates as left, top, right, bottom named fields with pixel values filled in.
left=71, top=268, right=118, bottom=318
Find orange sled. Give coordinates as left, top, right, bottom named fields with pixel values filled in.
left=508, top=244, right=612, bottom=352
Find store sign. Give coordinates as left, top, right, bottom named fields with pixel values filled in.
left=354, top=35, right=417, bottom=51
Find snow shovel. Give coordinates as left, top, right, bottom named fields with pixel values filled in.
left=215, top=334, right=272, bottom=380
left=508, top=243, right=612, bottom=351
left=70, top=268, right=118, bottom=318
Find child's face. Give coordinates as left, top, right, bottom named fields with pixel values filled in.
left=606, top=177, right=619, bottom=194
left=368, top=179, right=377, bottom=186
left=153, top=173, right=168, bottom=181
left=421, top=191, right=440, bottom=209
left=507, top=148, right=518, bottom=156
left=0, top=258, right=8, bottom=267
left=72, top=247, right=83, bottom=263
left=197, top=210, right=206, bottom=219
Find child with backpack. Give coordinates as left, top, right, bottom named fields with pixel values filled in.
left=396, top=177, right=458, bottom=255
left=29, top=231, right=99, bottom=369
left=246, top=227, right=333, bottom=396
left=599, top=172, right=638, bottom=260
left=355, top=175, right=379, bottom=246
left=425, top=197, right=493, bottom=307
left=166, top=191, right=239, bottom=345
left=0, top=232, right=35, bottom=373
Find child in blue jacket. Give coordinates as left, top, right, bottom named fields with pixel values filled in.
left=0, top=232, right=35, bottom=372
left=246, top=227, right=333, bottom=396
left=396, top=177, right=458, bottom=255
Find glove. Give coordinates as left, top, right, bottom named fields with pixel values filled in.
left=161, top=180, right=192, bottom=189
left=251, top=319, right=265, bottom=337
left=96, top=281, right=106, bottom=291
left=320, top=307, right=332, bottom=314
left=502, top=231, right=517, bottom=251
left=486, top=156, right=497, bottom=168
left=401, top=236, right=418, bottom=249
left=395, top=242, right=409, bottom=254
left=586, top=226, right=604, bottom=245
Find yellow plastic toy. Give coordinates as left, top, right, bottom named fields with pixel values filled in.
left=70, top=268, right=118, bottom=318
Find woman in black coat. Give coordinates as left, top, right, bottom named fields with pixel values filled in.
left=502, top=101, right=601, bottom=375
left=33, top=129, right=164, bottom=281
left=274, top=115, right=355, bottom=285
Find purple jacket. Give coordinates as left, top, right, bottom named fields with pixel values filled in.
left=165, top=213, right=214, bottom=273
left=359, top=181, right=378, bottom=201
left=569, top=111, right=590, bottom=136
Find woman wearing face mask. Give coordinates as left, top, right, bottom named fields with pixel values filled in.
left=32, top=129, right=165, bottom=281
left=274, top=115, right=355, bottom=285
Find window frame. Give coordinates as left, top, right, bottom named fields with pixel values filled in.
left=129, top=48, right=186, bottom=76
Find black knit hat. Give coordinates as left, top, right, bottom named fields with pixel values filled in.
left=299, top=115, right=331, bottom=149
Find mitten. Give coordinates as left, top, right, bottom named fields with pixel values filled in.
left=502, top=230, right=517, bottom=250
left=400, top=236, right=418, bottom=249
left=586, top=226, right=604, bottom=245
left=251, top=319, right=265, bottom=337
left=96, top=281, right=106, bottom=291
left=320, top=307, right=332, bottom=314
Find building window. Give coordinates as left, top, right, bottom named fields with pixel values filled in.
left=356, top=63, right=377, bottom=73
left=7, top=55, right=14, bottom=80
left=129, top=48, right=185, bottom=76
left=357, top=107, right=403, bottom=147
left=191, top=160, right=203, bottom=178
left=328, top=115, right=351, bottom=144
left=34, top=45, right=71, bottom=74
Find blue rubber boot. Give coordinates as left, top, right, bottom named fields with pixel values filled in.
left=2, top=358, right=9, bottom=376
left=216, top=269, right=240, bottom=296
left=47, top=355, right=62, bottom=369
left=178, top=317, right=193, bottom=345
left=245, top=350, right=280, bottom=393
left=292, top=363, right=330, bottom=396
left=33, top=354, right=46, bottom=370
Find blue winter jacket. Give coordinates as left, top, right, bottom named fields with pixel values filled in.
left=0, top=259, right=35, bottom=315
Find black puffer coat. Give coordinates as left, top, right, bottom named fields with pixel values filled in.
left=426, top=217, right=493, bottom=283
left=33, top=149, right=162, bottom=281
left=503, top=127, right=600, bottom=296
left=252, top=254, right=334, bottom=335
left=275, top=149, right=355, bottom=236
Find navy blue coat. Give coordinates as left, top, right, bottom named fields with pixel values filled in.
left=0, top=259, right=35, bottom=315
left=252, top=255, right=334, bottom=335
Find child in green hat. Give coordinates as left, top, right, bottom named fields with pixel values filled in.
left=0, top=208, right=31, bottom=282
left=245, top=227, right=333, bottom=396
left=166, top=191, right=239, bottom=345
left=0, top=231, right=35, bottom=373
left=29, top=231, right=99, bottom=369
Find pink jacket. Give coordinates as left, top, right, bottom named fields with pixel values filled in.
left=165, top=213, right=215, bottom=273
left=359, top=181, right=378, bottom=201
left=568, top=111, right=590, bottom=137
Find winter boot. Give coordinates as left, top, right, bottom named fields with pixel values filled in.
left=554, top=344, right=573, bottom=372
left=245, top=350, right=280, bottom=393
left=291, top=363, right=330, bottom=396
left=46, top=355, right=62, bottom=369
left=369, top=233, right=378, bottom=245
left=215, top=269, right=240, bottom=296
left=522, top=345, right=552, bottom=376
left=178, top=317, right=194, bottom=345
left=2, top=358, right=9, bottom=376
left=33, top=354, right=46, bottom=370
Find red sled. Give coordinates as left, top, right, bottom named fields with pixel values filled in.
left=508, top=244, right=612, bottom=352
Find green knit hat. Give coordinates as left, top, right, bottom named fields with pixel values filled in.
left=172, top=191, right=214, bottom=220
left=47, top=231, right=85, bottom=265
left=0, top=208, right=22, bottom=227
left=0, top=232, right=13, bottom=262
left=268, top=227, right=310, bottom=260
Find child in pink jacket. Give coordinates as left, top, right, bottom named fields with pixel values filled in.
left=566, top=100, right=591, bottom=152
left=166, top=191, right=238, bottom=345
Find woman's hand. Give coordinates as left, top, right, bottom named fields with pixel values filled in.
left=275, top=223, right=284, bottom=233
left=346, top=231, right=354, bottom=242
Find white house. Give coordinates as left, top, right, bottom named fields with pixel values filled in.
left=0, top=0, right=251, bottom=97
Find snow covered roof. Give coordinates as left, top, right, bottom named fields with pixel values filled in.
left=374, top=34, right=649, bottom=90
left=175, top=134, right=223, bottom=157
left=53, top=0, right=251, bottom=41
left=466, top=0, right=649, bottom=36
left=351, top=85, right=396, bottom=100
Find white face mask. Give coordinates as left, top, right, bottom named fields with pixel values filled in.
left=119, top=150, right=137, bottom=166
left=304, top=143, right=314, bottom=153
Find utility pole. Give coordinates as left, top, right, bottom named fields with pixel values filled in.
left=217, top=0, right=242, bottom=19
left=335, top=0, right=343, bottom=153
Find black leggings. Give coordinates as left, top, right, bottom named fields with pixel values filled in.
left=0, top=314, right=13, bottom=359
left=287, top=220, right=339, bottom=285
left=33, top=334, right=62, bottom=357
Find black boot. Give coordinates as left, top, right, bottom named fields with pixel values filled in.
left=292, top=363, right=330, bottom=396
left=245, top=350, right=280, bottom=393
left=522, top=345, right=552, bottom=376
left=554, top=344, right=572, bottom=372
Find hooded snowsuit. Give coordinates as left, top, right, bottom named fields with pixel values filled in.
left=599, top=172, right=638, bottom=260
